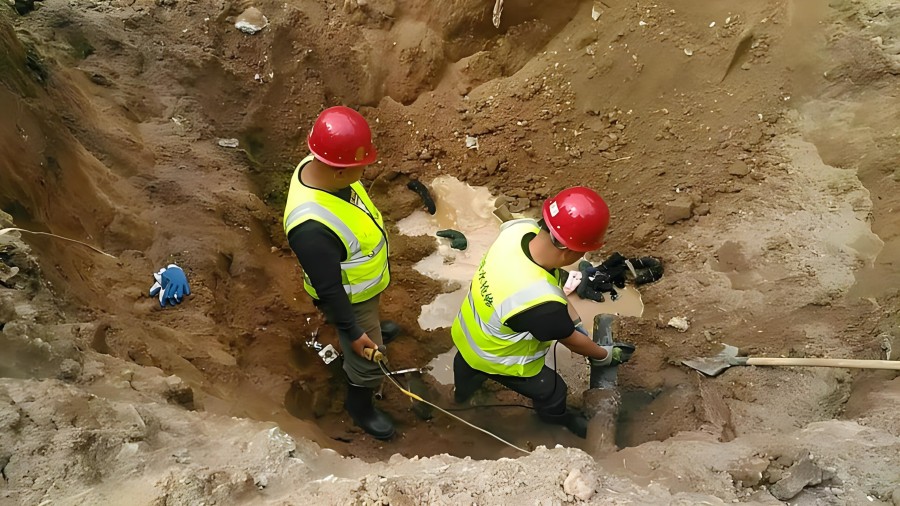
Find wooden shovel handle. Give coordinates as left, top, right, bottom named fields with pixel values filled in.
left=746, top=357, right=900, bottom=370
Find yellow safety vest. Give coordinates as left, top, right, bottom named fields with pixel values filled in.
left=451, top=220, right=567, bottom=377
left=282, top=155, right=390, bottom=304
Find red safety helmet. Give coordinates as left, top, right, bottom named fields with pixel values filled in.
left=542, top=186, right=610, bottom=252
left=307, top=106, right=377, bottom=168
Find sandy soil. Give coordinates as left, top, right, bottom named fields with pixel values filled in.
left=1, top=0, right=899, bottom=503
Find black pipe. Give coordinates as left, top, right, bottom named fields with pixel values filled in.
left=589, top=314, right=618, bottom=389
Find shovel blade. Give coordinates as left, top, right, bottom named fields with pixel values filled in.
left=682, top=344, right=747, bottom=376
left=681, top=357, right=732, bottom=376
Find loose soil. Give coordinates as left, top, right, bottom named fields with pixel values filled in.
left=1, top=0, right=899, bottom=504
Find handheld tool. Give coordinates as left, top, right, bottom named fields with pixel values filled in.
left=363, top=346, right=386, bottom=363
left=683, top=343, right=900, bottom=377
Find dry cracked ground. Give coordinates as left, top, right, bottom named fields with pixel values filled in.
left=1, top=0, right=900, bottom=504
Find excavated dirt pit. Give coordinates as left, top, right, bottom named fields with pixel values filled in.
left=2, top=0, right=900, bottom=504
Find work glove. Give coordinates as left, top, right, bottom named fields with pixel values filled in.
left=576, top=260, right=619, bottom=302
left=596, top=252, right=629, bottom=288
left=629, top=256, right=664, bottom=285
left=589, top=343, right=635, bottom=367
left=149, top=264, right=191, bottom=307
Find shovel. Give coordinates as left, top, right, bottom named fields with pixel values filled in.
left=683, top=344, right=900, bottom=377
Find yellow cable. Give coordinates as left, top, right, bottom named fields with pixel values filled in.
left=376, top=360, right=531, bottom=455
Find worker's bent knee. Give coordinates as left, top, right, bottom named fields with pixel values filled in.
left=530, top=369, right=567, bottom=401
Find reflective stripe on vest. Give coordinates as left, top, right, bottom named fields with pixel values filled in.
left=283, top=155, right=390, bottom=304
left=451, top=220, right=566, bottom=377
left=455, top=298, right=551, bottom=368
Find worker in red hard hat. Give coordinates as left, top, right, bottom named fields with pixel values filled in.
left=451, top=186, right=631, bottom=438
left=283, top=106, right=400, bottom=440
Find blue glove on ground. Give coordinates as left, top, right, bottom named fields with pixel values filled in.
left=149, top=264, right=191, bottom=307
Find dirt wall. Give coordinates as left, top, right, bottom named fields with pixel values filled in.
left=1, top=0, right=899, bottom=504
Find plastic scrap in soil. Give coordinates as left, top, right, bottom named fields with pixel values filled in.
left=668, top=316, right=689, bottom=332
left=12, top=0, right=38, bottom=15
left=217, top=138, right=240, bottom=148
left=492, top=0, right=503, bottom=28
left=0, top=264, right=20, bottom=285
left=436, top=229, right=467, bottom=250
left=407, top=180, right=436, bottom=215
left=235, top=7, right=268, bottom=34
left=465, top=136, right=479, bottom=150
left=591, top=2, right=603, bottom=20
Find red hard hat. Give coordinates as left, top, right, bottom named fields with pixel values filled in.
left=307, top=106, right=378, bottom=168
left=542, top=186, right=610, bottom=252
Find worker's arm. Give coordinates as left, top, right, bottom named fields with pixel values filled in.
left=288, top=221, right=365, bottom=342
left=564, top=292, right=586, bottom=332
left=507, top=302, right=618, bottom=363
left=558, top=331, right=609, bottom=361
left=506, top=301, right=575, bottom=342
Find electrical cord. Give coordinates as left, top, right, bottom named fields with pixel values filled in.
left=444, top=403, right=534, bottom=412
left=371, top=334, right=570, bottom=452
left=374, top=356, right=532, bottom=454
left=0, top=227, right=116, bottom=258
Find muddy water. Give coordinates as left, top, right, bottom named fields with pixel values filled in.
left=427, top=347, right=456, bottom=385
left=397, top=175, right=499, bottom=331
left=568, top=289, right=644, bottom=324
left=401, top=176, right=646, bottom=388
left=397, top=175, right=498, bottom=386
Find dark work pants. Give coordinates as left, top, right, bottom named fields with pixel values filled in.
left=320, top=295, right=384, bottom=389
left=453, top=350, right=567, bottom=418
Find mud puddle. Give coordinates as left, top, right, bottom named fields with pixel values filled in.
left=396, top=175, right=499, bottom=331
left=403, top=176, right=647, bottom=390
left=427, top=347, right=456, bottom=385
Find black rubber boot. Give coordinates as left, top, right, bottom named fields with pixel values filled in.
left=380, top=320, right=401, bottom=344
left=540, top=409, right=588, bottom=439
left=345, top=384, right=395, bottom=440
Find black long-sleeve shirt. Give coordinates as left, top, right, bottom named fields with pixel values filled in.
left=288, top=185, right=366, bottom=342
left=503, top=233, right=575, bottom=342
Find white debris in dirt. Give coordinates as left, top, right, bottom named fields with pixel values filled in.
left=667, top=316, right=690, bottom=332
left=235, top=7, right=268, bottom=34
left=591, top=3, right=602, bottom=21
left=563, top=468, right=596, bottom=501
left=465, top=135, right=479, bottom=150
left=684, top=48, right=694, bottom=56
left=217, top=138, right=240, bottom=148
left=491, top=0, right=503, bottom=28
left=0, top=264, right=19, bottom=283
